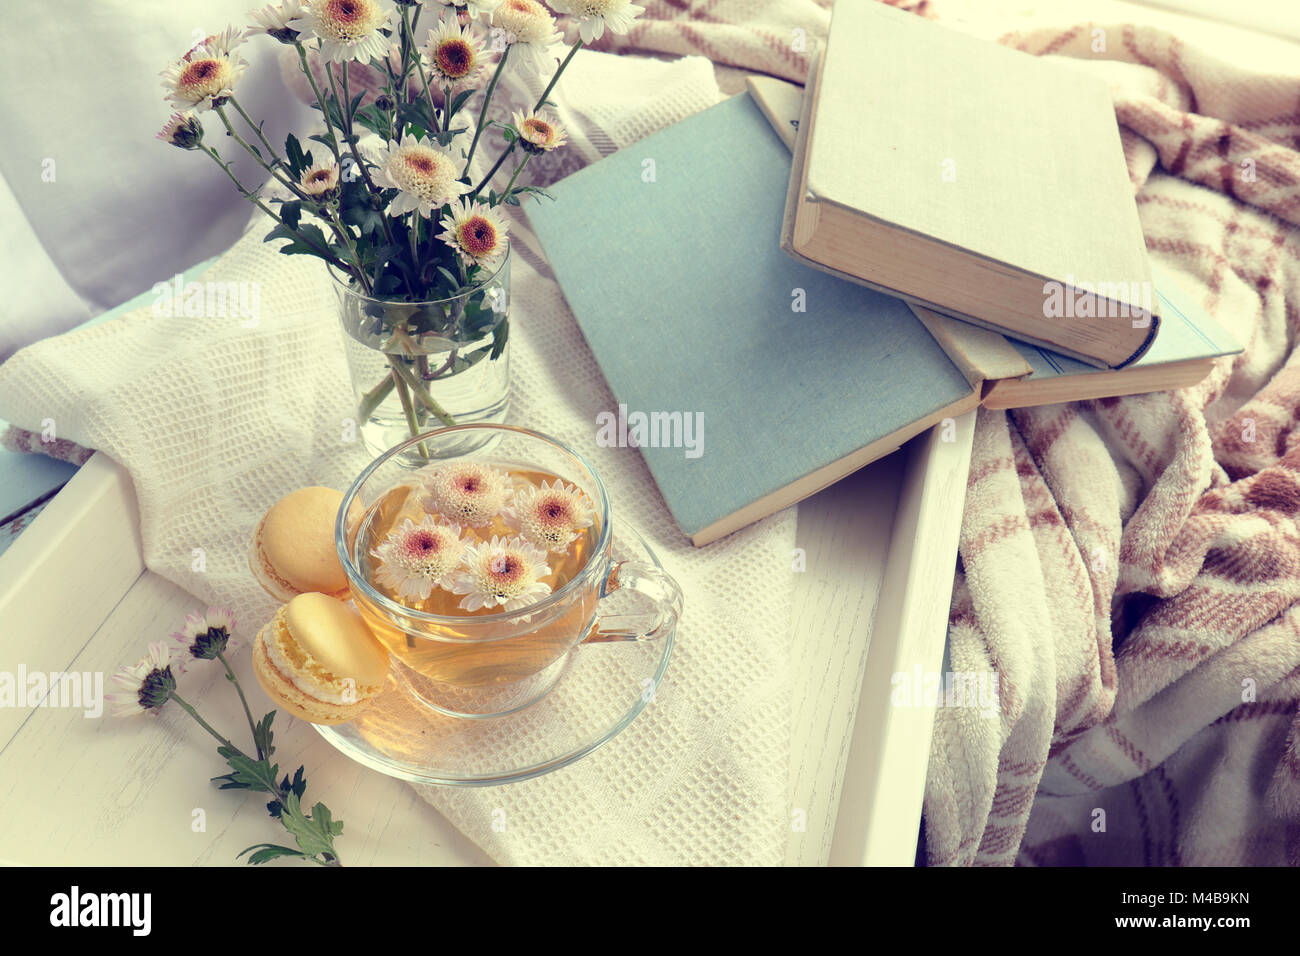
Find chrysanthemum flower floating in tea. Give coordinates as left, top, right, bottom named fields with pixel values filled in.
left=503, top=479, right=594, bottom=551
left=371, top=516, right=469, bottom=600
left=448, top=534, right=553, bottom=612
left=422, top=461, right=514, bottom=526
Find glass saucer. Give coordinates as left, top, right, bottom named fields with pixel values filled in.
left=314, top=528, right=674, bottom=786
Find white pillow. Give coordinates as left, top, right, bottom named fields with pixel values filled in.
left=0, top=0, right=314, bottom=358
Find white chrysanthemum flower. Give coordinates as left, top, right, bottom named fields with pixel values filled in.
left=187, top=25, right=248, bottom=58
left=423, top=20, right=489, bottom=88
left=299, top=159, right=341, bottom=198
left=447, top=535, right=552, bottom=612
left=421, top=461, right=513, bottom=526
left=161, top=42, right=248, bottom=111
left=170, top=607, right=239, bottom=671
left=492, top=0, right=562, bottom=74
left=156, top=111, right=205, bottom=150
left=438, top=198, right=509, bottom=267
left=502, top=479, right=594, bottom=551
left=432, top=0, right=501, bottom=24
left=512, top=109, right=566, bottom=152
left=249, top=0, right=308, bottom=42
left=550, top=0, right=642, bottom=42
left=105, top=642, right=176, bottom=717
left=371, top=516, right=468, bottom=601
left=373, top=133, right=470, bottom=218
left=354, top=132, right=387, bottom=165
left=289, top=0, right=393, bottom=64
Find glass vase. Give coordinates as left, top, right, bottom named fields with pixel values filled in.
left=333, top=251, right=510, bottom=462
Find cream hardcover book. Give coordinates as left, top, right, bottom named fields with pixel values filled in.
left=751, top=72, right=1240, bottom=408
left=783, top=1, right=1160, bottom=370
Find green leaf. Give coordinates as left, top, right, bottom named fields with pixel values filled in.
left=220, top=748, right=279, bottom=792
left=354, top=105, right=391, bottom=138
left=434, top=126, right=469, bottom=148
left=489, top=316, right=509, bottom=360
left=312, top=802, right=345, bottom=837
left=284, top=766, right=307, bottom=800
left=253, top=711, right=277, bottom=758
left=279, top=200, right=302, bottom=230
left=211, top=772, right=252, bottom=791
left=447, top=89, right=475, bottom=120
left=513, top=185, right=556, bottom=205
left=278, top=792, right=343, bottom=859
left=239, top=844, right=307, bottom=865
left=398, top=98, right=437, bottom=139
left=284, top=133, right=310, bottom=177
left=340, top=202, right=385, bottom=237
left=265, top=222, right=332, bottom=259
left=436, top=266, right=461, bottom=291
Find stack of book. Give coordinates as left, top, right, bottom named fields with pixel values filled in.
left=528, top=0, right=1239, bottom=545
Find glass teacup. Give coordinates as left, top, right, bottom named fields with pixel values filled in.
left=337, top=424, right=683, bottom=718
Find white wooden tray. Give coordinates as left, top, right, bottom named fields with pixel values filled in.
left=0, top=412, right=974, bottom=866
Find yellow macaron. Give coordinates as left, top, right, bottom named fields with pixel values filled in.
left=249, top=486, right=360, bottom=601
left=253, top=592, right=391, bottom=725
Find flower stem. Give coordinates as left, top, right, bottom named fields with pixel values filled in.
left=295, top=43, right=343, bottom=163
left=215, top=105, right=308, bottom=200
left=229, top=96, right=287, bottom=175
left=389, top=355, right=457, bottom=427
left=462, top=45, right=510, bottom=176
left=329, top=59, right=399, bottom=252
left=501, top=152, right=532, bottom=198
left=403, top=6, right=443, bottom=134
left=472, top=146, right=515, bottom=197
left=388, top=360, right=431, bottom=458
left=324, top=206, right=372, bottom=295
left=470, top=41, right=581, bottom=200
left=358, top=372, right=397, bottom=422
left=408, top=213, right=422, bottom=281
left=216, top=650, right=261, bottom=760
left=533, top=40, right=582, bottom=113
left=199, top=147, right=347, bottom=268
left=169, top=691, right=243, bottom=754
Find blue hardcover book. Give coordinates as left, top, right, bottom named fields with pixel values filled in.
left=527, top=93, right=978, bottom=545
left=978, top=263, right=1241, bottom=408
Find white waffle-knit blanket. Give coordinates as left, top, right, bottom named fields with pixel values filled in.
left=0, top=48, right=796, bottom=866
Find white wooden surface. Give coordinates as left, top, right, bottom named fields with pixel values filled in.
left=0, top=412, right=974, bottom=866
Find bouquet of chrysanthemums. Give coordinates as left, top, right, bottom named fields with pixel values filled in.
left=157, top=0, right=642, bottom=436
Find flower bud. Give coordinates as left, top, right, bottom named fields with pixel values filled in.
left=157, top=111, right=205, bottom=150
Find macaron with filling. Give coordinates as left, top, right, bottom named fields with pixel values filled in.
left=249, top=486, right=360, bottom=601
left=253, top=592, right=390, bottom=725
